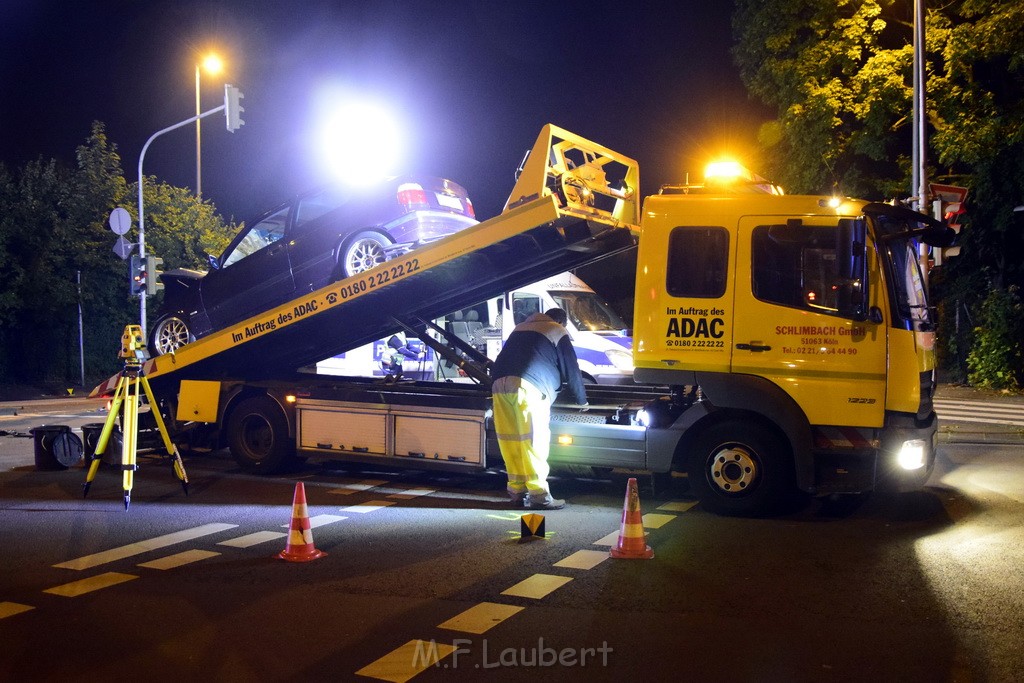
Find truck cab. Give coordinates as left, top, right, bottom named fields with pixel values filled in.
left=632, top=173, right=944, bottom=510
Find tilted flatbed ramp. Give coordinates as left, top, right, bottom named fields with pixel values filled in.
left=94, top=125, right=640, bottom=397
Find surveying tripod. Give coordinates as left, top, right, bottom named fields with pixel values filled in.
left=83, top=325, right=189, bottom=509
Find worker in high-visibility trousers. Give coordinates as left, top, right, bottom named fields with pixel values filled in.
left=491, top=308, right=588, bottom=510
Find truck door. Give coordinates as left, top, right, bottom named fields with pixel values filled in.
left=731, top=217, right=886, bottom=428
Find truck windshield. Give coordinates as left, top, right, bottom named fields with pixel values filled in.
left=551, top=291, right=628, bottom=333
left=877, top=231, right=932, bottom=332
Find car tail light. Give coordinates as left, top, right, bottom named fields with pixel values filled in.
left=397, top=182, right=429, bottom=211
left=465, top=197, right=476, bottom=218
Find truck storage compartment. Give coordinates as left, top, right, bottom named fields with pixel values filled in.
left=394, top=406, right=484, bottom=464
left=296, top=398, right=485, bottom=467
left=297, top=400, right=387, bottom=454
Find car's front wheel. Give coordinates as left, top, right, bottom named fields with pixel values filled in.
left=340, top=231, right=391, bottom=278
left=149, top=313, right=194, bottom=356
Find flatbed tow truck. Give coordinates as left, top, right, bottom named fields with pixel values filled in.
left=93, top=125, right=952, bottom=515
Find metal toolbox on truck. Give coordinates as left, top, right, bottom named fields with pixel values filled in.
left=296, top=399, right=485, bottom=466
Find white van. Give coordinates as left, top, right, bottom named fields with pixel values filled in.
left=315, top=272, right=634, bottom=384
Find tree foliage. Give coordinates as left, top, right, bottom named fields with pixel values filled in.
left=733, top=0, right=1024, bottom=387
left=0, top=122, right=236, bottom=388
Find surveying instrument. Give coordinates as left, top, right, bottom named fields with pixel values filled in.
left=82, top=325, right=189, bottom=509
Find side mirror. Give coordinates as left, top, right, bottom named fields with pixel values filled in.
left=836, top=218, right=869, bottom=320
left=207, top=253, right=220, bottom=270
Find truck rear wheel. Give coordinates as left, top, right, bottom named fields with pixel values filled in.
left=227, top=396, right=295, bottom=474
left=687, top=421, right=795, bottom=516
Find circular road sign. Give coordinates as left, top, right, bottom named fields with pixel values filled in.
left=108, top=207, right=132, bottom=235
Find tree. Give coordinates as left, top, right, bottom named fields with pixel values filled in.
left=0, top=123, right=236, bottom=388
left=732, top=0, right=1024, bottom=386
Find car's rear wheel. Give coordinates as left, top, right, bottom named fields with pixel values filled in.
left=149, top=313, right=194, bottom=356
left=340, top=231, right=391, bottom=277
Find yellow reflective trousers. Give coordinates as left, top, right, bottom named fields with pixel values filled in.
left=491, top=375, right=551, bottom=496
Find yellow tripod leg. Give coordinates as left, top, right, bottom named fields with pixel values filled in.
left=121, top=374, right=140, bottom=510
left=140, top=374, right=189, bottom=494
left=83, top=374, right=129, bottom=497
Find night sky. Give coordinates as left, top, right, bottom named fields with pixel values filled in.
left=0, top=0, right=770, bottom=223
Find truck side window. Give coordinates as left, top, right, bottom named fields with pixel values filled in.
left=751, top=224, right=842, bottom=314
left=666, top=226, right=728, bottom=298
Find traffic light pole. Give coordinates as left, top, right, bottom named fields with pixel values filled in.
left=136, top=105, right=224, bottom=331
left=135, top=82, right=243, bottom=331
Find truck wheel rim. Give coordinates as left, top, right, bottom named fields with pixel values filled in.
left=240, top=414, right=273, bottom=456
left=708, top=444, right=758, bottom=494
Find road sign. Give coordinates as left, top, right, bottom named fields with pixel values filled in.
left=112, top=236, right=133, bottom=260
left=929, top=183, right=968, bottom=203
left=108, top=207, right=132, bottom=235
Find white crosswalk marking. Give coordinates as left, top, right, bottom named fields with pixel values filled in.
left=935, top=399, right=1024, bottom=428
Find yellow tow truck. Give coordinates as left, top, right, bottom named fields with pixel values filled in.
left=94, top=125, right=950, bottom=515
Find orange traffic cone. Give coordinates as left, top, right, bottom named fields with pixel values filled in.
left=609, top=477, right=654, bottom=559
left=276, top=482, right=326, bottom=562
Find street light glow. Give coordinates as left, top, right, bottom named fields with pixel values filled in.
left=202, top=54, right=223, bottom=75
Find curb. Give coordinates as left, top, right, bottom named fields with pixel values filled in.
left=939, top=431, right=1024, bottom=445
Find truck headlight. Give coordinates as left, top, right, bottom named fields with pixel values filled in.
left=897, top=439, right=926, bottom=470
left=606, top=348, right=634, bottom=372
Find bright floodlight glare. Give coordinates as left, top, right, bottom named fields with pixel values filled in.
left=320, top=101, right=402, bottom=186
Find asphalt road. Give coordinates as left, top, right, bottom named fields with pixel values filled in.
left=1, top=397, right=1022, bottom=682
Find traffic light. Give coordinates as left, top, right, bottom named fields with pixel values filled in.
left=129, top=254, right=146, bottom=296
left=144, top=255, right=164, bottom=296
left=225, top=84, right=245, bottom=132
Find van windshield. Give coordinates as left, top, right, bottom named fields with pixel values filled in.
left=551, top=291, right=628, bottom=333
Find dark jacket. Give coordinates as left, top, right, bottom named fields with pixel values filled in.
left=491, top=313, right=587, bottom=404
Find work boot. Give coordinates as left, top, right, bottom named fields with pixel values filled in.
left=526, top=493, right=565, bottom=510
left=508, top=491, right=527, bottom=508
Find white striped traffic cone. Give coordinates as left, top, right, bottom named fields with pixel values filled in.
left=276, top=482, right=326, bottom=562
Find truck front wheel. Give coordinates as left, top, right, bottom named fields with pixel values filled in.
left=227, top=396, right=295, bottom=474
left=687, top=421, right=795, bottom=516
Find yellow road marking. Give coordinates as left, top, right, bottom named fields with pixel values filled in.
left=0, top=602, right=34, bottom=619
left=329, top=479, right=389, bottom=495
left=44, top=572, right=137, bottom=597
left=341, top=501, right=396, bottom=514
left=53, top=523, right=237, bottom=570
left=355, top=639, right=456, bottom=683
left=553, top=549, right=609, bottom=570
left=388, top=488, right=434, bottom=500
left=280, top=513, right=348, bottom=529
left=218, top=531, right=287, bottom=548
left=500, top=573, right=573, bottom=600
left=138, top=549, right=220, bottom=570
left=642, top=513, right=676, bottom=529
left=657, top=501, right=698, bottom=512
left=438, top=602, right=523, bottom=634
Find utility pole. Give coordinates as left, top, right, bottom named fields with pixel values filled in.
left=912, top=0, right=930, bottom=286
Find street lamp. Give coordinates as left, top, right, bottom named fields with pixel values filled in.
left=195, top=53, right=223, bottom=199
